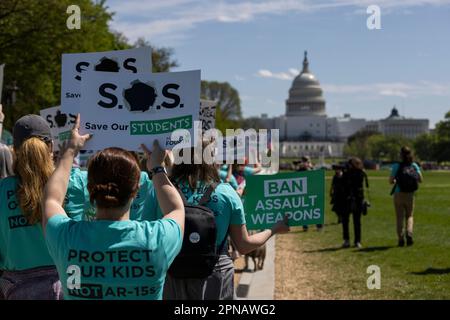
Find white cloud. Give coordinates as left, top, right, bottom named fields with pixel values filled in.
left=106, top=0, right=450, bottom=42
left=257, top=68, right=299, bottom=80
left=322, top=81, right=450, bottom=98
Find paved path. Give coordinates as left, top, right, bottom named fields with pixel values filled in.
left=236, top=236, right=275, bottom=300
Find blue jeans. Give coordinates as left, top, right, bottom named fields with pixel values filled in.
left=0, top=266, right=63, bottom=300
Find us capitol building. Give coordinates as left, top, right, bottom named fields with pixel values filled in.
left=259, top=51, right=429, bottom=158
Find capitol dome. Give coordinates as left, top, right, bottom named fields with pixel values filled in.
left=286, top=51, right=326, bottom=116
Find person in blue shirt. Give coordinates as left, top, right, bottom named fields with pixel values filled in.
left=216, top=164, right=239, bottom=192
left=41, top=115, right=185, bottom=300
left=0, top=115, right=87, bottom=300
left=389, top=146, right=423, bottom=247
left=162, top=141, right=289, bottom=300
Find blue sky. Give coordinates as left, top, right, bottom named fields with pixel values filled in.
left=106, top=0, right=450, bottom=128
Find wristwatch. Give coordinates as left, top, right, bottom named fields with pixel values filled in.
left=151, top=166, right=167, bottom=175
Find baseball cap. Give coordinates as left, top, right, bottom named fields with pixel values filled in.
left=13, top=114, right=52, bottom=149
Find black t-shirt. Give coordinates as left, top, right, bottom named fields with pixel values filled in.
left=343, top=169, right=366, bottom=200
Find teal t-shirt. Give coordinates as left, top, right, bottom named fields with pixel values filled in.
left=45, top=215, right=182, bottom=300
left=219, top=169, right=239, bottom=190
left=79, top=171, right=155, bottom=221
left=0, top=169, right=89, bottom=271
left=148, top=181, right=246, bottom=246
left=65, top=168, right=91, bottom=221
left=221, top=165, right=257, bottom=177
left=390, top=162, right=421, bottom=193
left=130, top=172, right=154, bottom=221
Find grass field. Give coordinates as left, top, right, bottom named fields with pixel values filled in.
left=275, top=170, right=450, bottom=299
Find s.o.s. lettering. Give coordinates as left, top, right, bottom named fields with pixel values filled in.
left=97, top=82, right=184, bottom=112
left=74, top=57, right=138, bottom=81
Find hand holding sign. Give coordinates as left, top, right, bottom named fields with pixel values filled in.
left=141, top=140, right=168, bottom=171
left=0, top=104, right=4, bottom=122
left=271, top=214, right=290, bottom=234
left=66, top=114, right=92, bottom=155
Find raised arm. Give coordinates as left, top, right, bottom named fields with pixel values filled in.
left=142, top=141, right=185, bottom=233
left=41, top=114, right=91, bottom=233
left=0, top=104, right=4, bottom=141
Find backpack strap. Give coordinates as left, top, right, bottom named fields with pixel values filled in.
left=390, top=162, right=402, bottom=195
left=198, top=182, right=219, bottom=206
left=363, top=171, right=371, bottom=201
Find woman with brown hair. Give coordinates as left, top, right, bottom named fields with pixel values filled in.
left=341, top=157, right=369, bottom=249
left=162, top=141, right=290, bottom=300
left=41, top=116, right=185, bottom=300
left=0, top=114, right=87, bottom=300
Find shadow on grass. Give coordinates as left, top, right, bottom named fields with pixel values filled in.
left=356, top=246, right=395, bottom=253
left=410, top=267, right=450, bottom=275
left=303, top=246, right=345, bottom=253
left=304, top=245, right=395, bottom=254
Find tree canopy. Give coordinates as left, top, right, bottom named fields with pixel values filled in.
left=0, top=0, right=177, bottom=129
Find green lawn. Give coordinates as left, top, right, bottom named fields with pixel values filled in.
left=295, top=170, right=450, bottom=299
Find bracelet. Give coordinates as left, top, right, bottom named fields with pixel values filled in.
left=151, top=166, right=167, bottom=175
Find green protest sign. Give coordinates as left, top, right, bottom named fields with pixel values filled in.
left=243, top=170, right=325, bottom=230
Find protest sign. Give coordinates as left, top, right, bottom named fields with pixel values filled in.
left=61, top=47, right=152, bottom=114
left=243, top=170, right=325, bottom=230
left=199, top=99, right=216, bottom=131
left=40, top=106, right=76, bottom=151
left=0, top=64, right=4, bottom=100
left=215, top=130, right=258, bottom=164
left=79, top=70, right=201, bottom=151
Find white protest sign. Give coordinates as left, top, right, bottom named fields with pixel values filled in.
left=0, top=64, right=4, bottom=100
left=199, top=99, right=216, bottom=131
left=40, top=106, right=76, bottom=151
left=215, top=130, right=258, bottom=164
left=79, top=70, right=201, bottom=151
left=61, top=47, right=152, bottom=114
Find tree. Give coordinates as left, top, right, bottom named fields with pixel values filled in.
left=414, top=133, right=437, bottom=161
left=0, top=0, right=178, bottom=130
left=435, top=111, right=450, bottom=138
left=432, top=111, right=450, bottom=163
left=134, top=38, right=178, bottom=72
left=201, top=81, right=242, bottom=120
left=0, top=0, right=123, bottom=128
left=368, top=134, right=412, bottom=161
left=344, top=130, right=379, bottom=160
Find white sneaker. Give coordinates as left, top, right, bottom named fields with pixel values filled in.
left=342, top=240, right=350, bottom=248
left=355, top=242, right=363, bottom=249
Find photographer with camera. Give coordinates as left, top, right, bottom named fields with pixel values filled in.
left=341, top=157, right=369, bottom=249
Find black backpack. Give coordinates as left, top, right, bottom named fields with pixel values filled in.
left=394, top=162, right=419, bottom=193
left=168, top=183, right=227, bottom=279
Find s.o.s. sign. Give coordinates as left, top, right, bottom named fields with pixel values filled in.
left=79, top=70, right=200, bottom=151
left=61, top=47, right=152, bottom=115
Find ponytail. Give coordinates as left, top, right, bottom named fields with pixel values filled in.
left=13, top=137, right=54, bottom=224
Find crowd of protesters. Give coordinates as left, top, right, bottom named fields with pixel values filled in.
left=0, top=105, right=288, bottom=300
left=0, top=102, right=424, bottom=300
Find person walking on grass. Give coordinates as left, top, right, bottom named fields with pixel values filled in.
left=389, top=146, right=423, bottom=247
left=295, top=156, right=323, bottom=231
left=341, top=157, right=368, bottom=249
